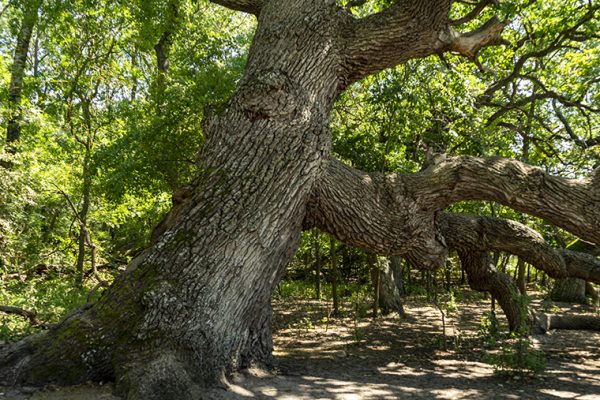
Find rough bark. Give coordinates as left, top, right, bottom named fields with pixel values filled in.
left=458, top=250, right=525, bottom=332
left=550, top=278, right=587, bottom=304
left=1, top=0, right=599, bottom=397
left=378, top=256, right=406, bottom=316
left=6, top=0, right=41, bottom=147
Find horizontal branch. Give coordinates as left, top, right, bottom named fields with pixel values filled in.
left=408, top=155, right=600, bottom=245
left=305, top=157, right=448, bottom=269
left=307, top=156, right=600, bottom=270
left=438, top=213, right=600, bottom=284
left=209, top=0, right=262, bottom=14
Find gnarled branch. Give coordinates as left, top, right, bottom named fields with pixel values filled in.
left=439, top=213, right=600, bottom=284
left=340, top=0, right=507, bottom=85
left=209, top=0, right=262, bottom=14
left=409, top=156, right=600, bottom=246
left=306, top=156, right=600, bottom=271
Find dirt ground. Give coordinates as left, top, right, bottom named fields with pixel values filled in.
left=2, top=294, right=599, bottom=399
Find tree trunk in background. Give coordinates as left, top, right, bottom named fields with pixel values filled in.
left=314, top=229, right=321, bottom=300
left=586, top=282, right=599, bottom=306
left=517, top=258, right=527, bottom=295
left=330, top=237, right=339, bottom=316
left=550, top=278, right=587, bottom=304
left=370, top=255, right=380, bottom=319
left=550, top=239, right=600, bottom=304
left=6, top=0, right=41, bottom=148
left=378, top=256, right=406, bottom=316
left=154, top=0, right=181, bottom=111
left=74, top=102, right=94, bottom=287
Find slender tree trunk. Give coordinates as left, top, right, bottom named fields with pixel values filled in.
left=154, top=0, right=180, bottom=111
left=74, top=103, right=94, bottom=288
left=314, top=229, right=321, bottom=300
left=517, top=258, right=527, bottom=295
left=6, top=0, right=41, bottom=148
left=370, top=254, right=380, bottom=318
left=330, top=237, right=339, bottom=316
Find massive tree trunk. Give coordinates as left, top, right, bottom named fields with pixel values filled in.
left=2, top=0, right=600, bottom=398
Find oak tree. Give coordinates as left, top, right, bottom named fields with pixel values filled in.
left=1, top=1, right=599, bottom=399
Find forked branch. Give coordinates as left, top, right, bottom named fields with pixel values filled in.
left=340, top=0, right=507, bottom=84
left=307, top=157, right=600, bottom=274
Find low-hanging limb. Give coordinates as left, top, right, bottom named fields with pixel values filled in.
left=437, top=213, right=600, bottom=284
left=306, top=157, right=600, bottom=272
left=457, top=250, right=525, bottom=332
left=404, top=156, right=600, bottom=246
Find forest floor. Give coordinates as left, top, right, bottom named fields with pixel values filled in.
left=1, top=292, right=599, bottom=399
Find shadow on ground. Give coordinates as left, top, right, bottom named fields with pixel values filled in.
left=1, top=296, right=599, bottom=399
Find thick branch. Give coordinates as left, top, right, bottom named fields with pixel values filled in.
left=209, top=0, right=262, bottom=14
left=305, top=157, right=448, bottom=269
left=440, top=17, right=508, bottom=71
left=340, top=1, right=507, bottom=84
left=457, top=250, right=523, bottom=331
left=341, top=0, right=452, bottom=85
left=409, top=156, right=600, bottom=246
left=306, top=157, right=600, bottom=270
left=438, top=213, right=600, bottom=284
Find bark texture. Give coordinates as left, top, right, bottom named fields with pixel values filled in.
left=378, top=257, right=406, bottom=316
left=550, top=278, right=587, bottom=304
left=1, top=0, right=599, bottom=397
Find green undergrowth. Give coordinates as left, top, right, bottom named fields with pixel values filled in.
left=0, top=277, right=104, bottom=342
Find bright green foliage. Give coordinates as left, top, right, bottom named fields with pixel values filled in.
left=0, top=0, right=254, bottom=281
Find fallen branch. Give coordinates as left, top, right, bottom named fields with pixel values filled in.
left=0, top=305, right=50, bottom=328
left=535, top=313, right=600, bottom=332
